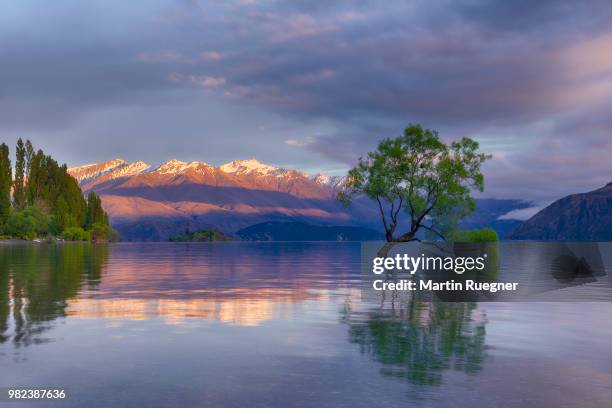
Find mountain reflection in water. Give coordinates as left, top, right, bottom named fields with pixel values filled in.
left=0, top=242, right=611, bottom=408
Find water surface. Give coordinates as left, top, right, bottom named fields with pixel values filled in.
left=1, top=242, right=611, bottom=407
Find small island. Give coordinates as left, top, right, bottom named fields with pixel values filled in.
left=169, top=228, right=231, bottom=242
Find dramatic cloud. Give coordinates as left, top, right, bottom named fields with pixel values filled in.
left=0, top=0, right=610, bottom=202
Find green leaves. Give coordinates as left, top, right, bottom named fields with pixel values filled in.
left=13, top=138, right=26, bottom=211
left=0, top=139, right=115, bottom=240
left=340, top=124, right=490, bottom=242
left=0, top=144, right=11, bottom=226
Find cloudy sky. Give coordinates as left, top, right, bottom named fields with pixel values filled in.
left=1, top=0, right=611, bottom=203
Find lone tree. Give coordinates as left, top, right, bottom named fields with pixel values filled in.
left=339, top=124, right=490, bottom=243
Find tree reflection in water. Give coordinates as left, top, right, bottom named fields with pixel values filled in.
left=345, top=295, right=487, bottom=386
left=0, top=244, right=107, bottom=346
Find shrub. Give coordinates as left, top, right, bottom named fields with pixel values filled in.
left=450, top=228, right=499, bottom=243
left=61, top=227, right=91, bottom=241
left=89, top=222, right=120, bottom=242
left=169, top=229, right=230, bottom=242
left=4, top=210, right=37, bottom=239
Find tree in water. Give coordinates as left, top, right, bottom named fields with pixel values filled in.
left=339, top=124, right=490, bottom=243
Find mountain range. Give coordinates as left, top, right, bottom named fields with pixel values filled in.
left=69, top=158, right=532, bottom=241
left=68, top=158, right=376, bottom=240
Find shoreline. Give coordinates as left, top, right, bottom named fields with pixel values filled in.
left=0, top=238, right=113, bottom=245
left=0, top=238, right=32, bottom=245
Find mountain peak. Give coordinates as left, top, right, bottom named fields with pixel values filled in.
left=68, top=159, right=128, bottom=182
left=68, top=158, right=125, bottom=172
left=112, top=160, right=151, bottom=177
left=69, top=159, right=151, bottom=185
left=311, top=173, right=346, bottom=190
left=155, top=159, right=212, bottom=175
left=220, top=159, right=286, bottom=177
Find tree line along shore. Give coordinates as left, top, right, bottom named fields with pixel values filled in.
left=0, top=139, right=116, bottom=242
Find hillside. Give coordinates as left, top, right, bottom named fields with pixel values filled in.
left=459, top=198, right=530, bottom=237
left=507, top=182, right=612, bottom=241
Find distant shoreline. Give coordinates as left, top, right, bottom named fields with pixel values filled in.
left=0, top=239, right=110, bottom=245
left=0, top=238, right=31, bottom=245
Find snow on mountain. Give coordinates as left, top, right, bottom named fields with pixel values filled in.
left=69, top=159, right=151, bottom=186
left=219, top=159, right=294, bottom=178
left=72, top=160, right=152, bottom=191
left=65, top=157, right=530, bottom=241
left=311, top=174, right=346, bottom=190
left=68, top=157, right=368, bottom=240
left=154, top=159, right=213, bottom=175
left=68, top=159, right=126, bottom=182
left=111, top=161, right=151, bottom=178
left=71, top=158, right=331, bottom=184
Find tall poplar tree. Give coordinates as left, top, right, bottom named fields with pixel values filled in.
left=0, top=144, right=12, bottom=226
left=25, top=140, right=34, bottom=177
left=85, top=192, right=108, bottom=228
left=13, top=138, right=26, bottom=210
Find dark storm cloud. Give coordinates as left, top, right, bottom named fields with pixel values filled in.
left=0, top=0, right=610, bottom=201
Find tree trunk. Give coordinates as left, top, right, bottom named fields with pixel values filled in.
left=376, top=241, right=397, bottom=258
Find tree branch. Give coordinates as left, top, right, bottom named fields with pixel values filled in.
left=421, top=224, right=446, bottom=241
left=392, top=195, right=403, bottom=224
left=375, top=196, right=389, bottom=233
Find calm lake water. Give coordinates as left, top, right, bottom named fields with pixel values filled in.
left=1, top=242, right=612, bottom=407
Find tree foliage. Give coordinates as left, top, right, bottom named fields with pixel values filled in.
left=169, top=228, right=231, bottom=242
left=449, top=228, right=499, bottom=243
left=339, top=124, right=491, bottom=242
left=26, top=150, right=87, bottom=225
left=60, top=227, right=91, bottom=242
left=0, top=139, right=116, bottom=241
left=4, top=207, right=48, bottom=240
left=13, top=138, right=26, bottom=211
left=0, top=144, right=11, bottom=227
left=85, top=192, right=108, bottom=229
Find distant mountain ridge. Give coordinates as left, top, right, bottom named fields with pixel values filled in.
left=68, top=158, right=529, bottom=241
left=69, top=158, right=345, bottom=191
left=68, top=158, right=362, bottom=240
left=459, top=198, right=531, bottom=238
left=507, top=182, right=612, bottom=241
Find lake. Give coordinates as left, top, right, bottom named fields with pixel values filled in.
left=1, top=242, right=612, bottom=407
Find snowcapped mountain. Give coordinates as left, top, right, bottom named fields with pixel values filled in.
left=67, top=158, right=529, bottom=241
left=153, top=159, right=213, bottom=175
left=69, top=159, right=151, bottom=183
left=219, top=159, right=296, bottom=178
left=67, top=158, right=371, bottom=240
left=68, top=159, right=127, bottom=183
left=311, top=174, right=346, bottom=190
